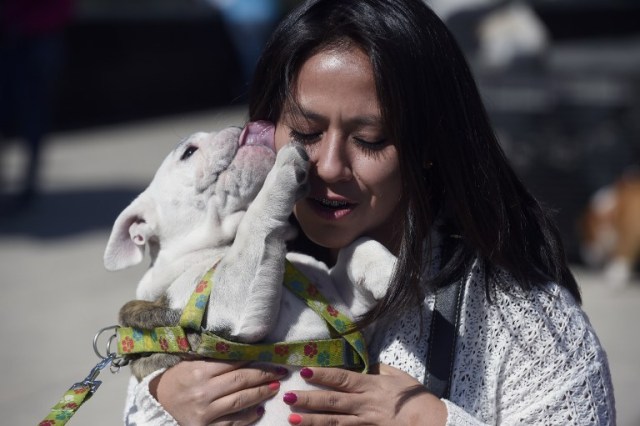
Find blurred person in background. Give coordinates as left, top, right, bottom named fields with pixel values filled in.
left=426, top=0, right=550, bottom=72
left=203, top=0, right=283, bottom=100
left=0, top=0, right=74, bottom=213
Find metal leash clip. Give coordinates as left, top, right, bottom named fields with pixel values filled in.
left=93, top=325, right=129, bottom=371
left=72, top=353, right=116, bottom=394
left=39, top=326, right=130, bottom=424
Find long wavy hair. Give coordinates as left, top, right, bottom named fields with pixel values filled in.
left=247, top=0, right=580, bottom=325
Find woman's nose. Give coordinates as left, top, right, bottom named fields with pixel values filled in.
left=312, top=132, right=352, bottom=183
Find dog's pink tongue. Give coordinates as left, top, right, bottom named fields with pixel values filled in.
left=239, top=121, right=276, bottom=152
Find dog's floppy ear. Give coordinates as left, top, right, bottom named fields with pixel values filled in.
left=104, top=195, right=157, bottom=271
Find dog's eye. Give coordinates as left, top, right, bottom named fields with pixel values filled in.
left=181, top=145, right=198, bottom=160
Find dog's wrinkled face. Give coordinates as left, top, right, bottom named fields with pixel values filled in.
left=104, top=123, right=276, bottom=271
left=148, top=126, right=275, bottom=240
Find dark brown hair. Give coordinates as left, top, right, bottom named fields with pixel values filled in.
left=248, top=0, right=580, bottom=324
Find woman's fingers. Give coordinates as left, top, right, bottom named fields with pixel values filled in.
left=154, top=360, right=288, bottom=425
left=294, top=367, right=365, bottom=392
left=209, top=364, right=286, bottom=400
left=281, top=368, right=367, bottom=419
left=285, top=412, right=360, bottom=426
left=284, top=388, right=355, bottom=413
left=208, top=405, right=265, bottom=426
left=283, top=364, right=441, bottom=425
left=206, top=381, right=280, bottom=424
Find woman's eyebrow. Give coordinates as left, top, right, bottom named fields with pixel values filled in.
left=282, top=105, right=325, bottom=124
left=284, top=106, right=382, bottom=127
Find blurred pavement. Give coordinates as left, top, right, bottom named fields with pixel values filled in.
left=1, top=107, right=638, bottom=425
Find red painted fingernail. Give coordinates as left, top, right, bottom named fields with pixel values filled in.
left=256, top=406, right=265, bottom=416
left=288, top=413, right=303, bottom=425
left=300, top=367, right=313, bottom=379
left=275, top=366, right=289, bottom=375
left=283, top=392, right=297, bottom=405
left=268, top=381, right=280, bottom=391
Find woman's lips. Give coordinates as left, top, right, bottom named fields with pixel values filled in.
left=306, top=197, right=357, bottom=220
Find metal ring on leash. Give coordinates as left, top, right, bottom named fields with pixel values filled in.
left=93, top=325, right=119, bottom=359
left=93, top=325, right=128, bottom=370
left=107, top=332, right=129, bottom=368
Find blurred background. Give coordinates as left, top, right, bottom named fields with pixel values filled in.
left=1, top=0, right=639, bottom=425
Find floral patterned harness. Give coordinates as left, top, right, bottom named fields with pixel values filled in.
left=41, top=260, right=369, bottom=426
left=116, top=260, right=369, bottom=371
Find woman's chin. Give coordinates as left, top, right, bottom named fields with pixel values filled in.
left=304, top=229, right=356, bottom=251
left=294, top=203, right=358, bottom=250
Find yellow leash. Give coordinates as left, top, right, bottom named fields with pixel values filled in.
left=40, top=260, right=369, bottom=425
left=39, top=354, right=118, bottom=426
left=117, top=260, right=369, bottom=371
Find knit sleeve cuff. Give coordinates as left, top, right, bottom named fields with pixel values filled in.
left=123, top=369, right=179, bottom=426
left=443, top=399, right=488, bottom=426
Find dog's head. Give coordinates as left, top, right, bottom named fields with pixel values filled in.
left=104, top=122, right=276, bottom=271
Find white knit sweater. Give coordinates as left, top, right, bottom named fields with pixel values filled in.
left=370, top=259, right=616, bottom=425
left=124, top=258, right=615, bottom=425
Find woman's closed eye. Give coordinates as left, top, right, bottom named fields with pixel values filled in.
left=289, top=129, right=321, bottom=144
left=353, top=136, right=388, bottom=153
left=289, top=129, right=389, bottom=156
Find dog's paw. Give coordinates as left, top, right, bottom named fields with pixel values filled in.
left=119, top=298, right=181, bottom=329
left=274, top=142, right=310, bottom=199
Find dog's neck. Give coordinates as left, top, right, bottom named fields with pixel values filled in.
left=136, top=246, right=227, bottom=302
left=135, top=209, right=245, bottom=302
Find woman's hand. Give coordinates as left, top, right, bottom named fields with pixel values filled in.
left=150, top=359, right=288, bottom=426
left=282, top=363, right=447, bottom=425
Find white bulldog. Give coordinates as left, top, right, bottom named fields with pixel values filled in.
left=104, top=122, right=396, bottom=423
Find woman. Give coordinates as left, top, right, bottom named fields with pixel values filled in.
left=126, top=0, right=615, bottom=424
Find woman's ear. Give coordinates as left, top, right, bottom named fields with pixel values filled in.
left=104, top=195, right=157, bottom=271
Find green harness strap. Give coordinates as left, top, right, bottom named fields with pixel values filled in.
left=40, top=261, right=369, bottom=425
left=116, top=265, right=217, bottom=357
left=37, top=266, right=220, bottom=426
left=117, top=260, right=369, bottom=372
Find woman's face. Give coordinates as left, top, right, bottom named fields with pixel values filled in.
left=274, top=45, right=403, bottom=254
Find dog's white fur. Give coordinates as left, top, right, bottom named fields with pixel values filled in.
left=105, top=124, right=396, bottom=423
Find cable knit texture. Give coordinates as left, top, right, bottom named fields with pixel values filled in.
left=370, top=259, right=616, bottom=425
left=124, top=369, right=178, bottom=426
left=123, top=250, right=615, bottom=425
